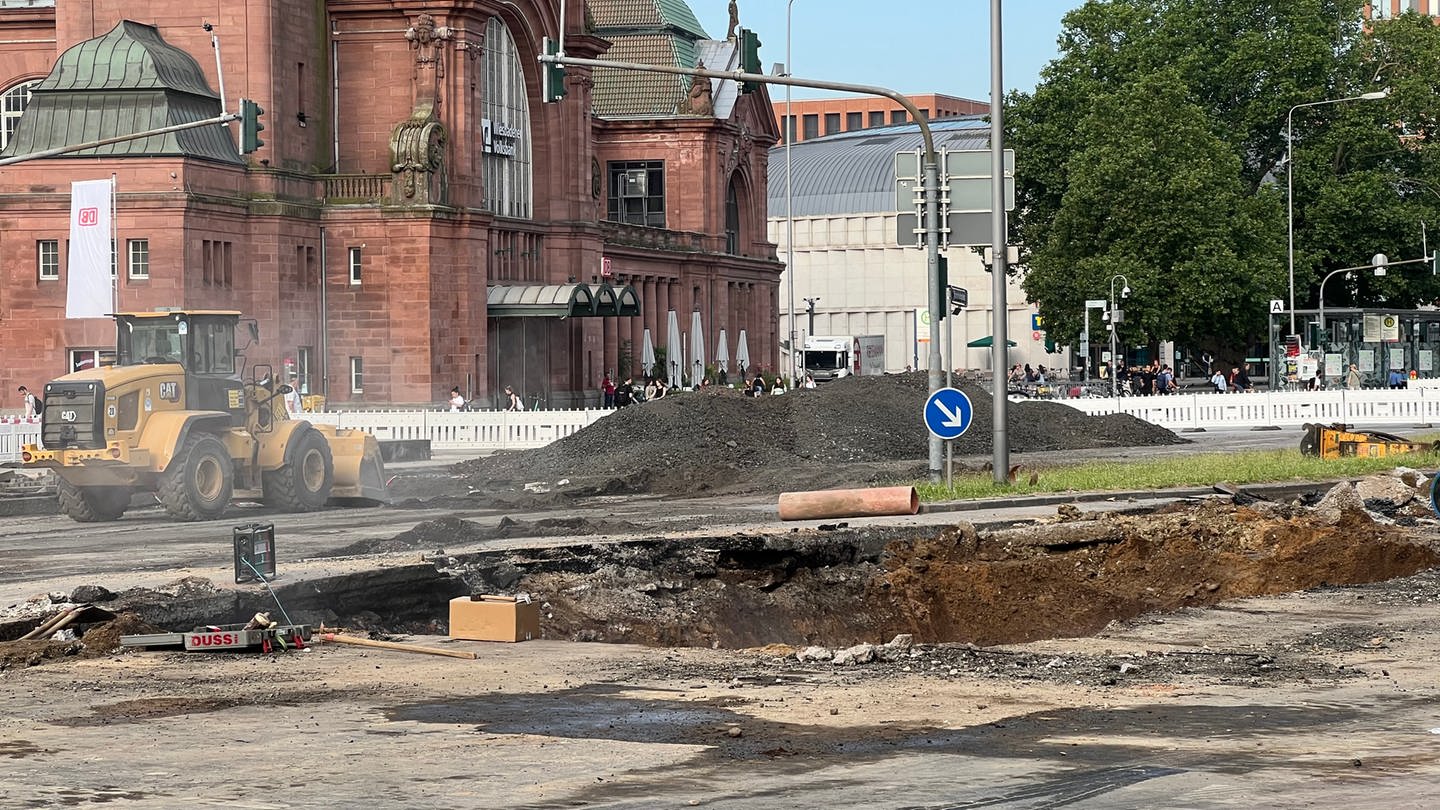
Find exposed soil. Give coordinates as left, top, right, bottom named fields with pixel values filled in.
left=453, top=373, right=1184, bottom=498
left=449, top=479, right=1440, bottom=651
left=0, top=612, right=159, bottom=672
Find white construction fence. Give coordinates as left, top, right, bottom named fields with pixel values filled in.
left=5, top=390, right=1439, bottom=465
left=1055, top=388, right=1440, bottom=432
left=0, top=409, right=611, bottom=464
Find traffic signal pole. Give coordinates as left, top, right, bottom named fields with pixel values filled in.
left=541, top=50, right=949, bottom=480
left=0, top=114, right=238, bottom=166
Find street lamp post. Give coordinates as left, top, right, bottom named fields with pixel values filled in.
left=785, top=0, right=799, bottom=389
left=1108, top=274, right=1131, bottom=397
left=1286, top=89, right=1388, bottom=336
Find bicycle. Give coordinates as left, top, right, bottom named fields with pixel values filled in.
left=525, top=393, right=547, bottom=411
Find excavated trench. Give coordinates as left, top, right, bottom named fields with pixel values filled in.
left=8, top=489, right=1437, bottom=666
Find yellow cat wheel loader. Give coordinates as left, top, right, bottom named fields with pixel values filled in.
left=22, top=310, right=386, bottom=522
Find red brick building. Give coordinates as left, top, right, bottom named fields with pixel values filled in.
left=0, top=0, right=781, bottom=408
left=776, top=93, right=988, bottom=144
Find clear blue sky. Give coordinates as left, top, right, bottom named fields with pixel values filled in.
left=692, top=0, right=1085, bottom=100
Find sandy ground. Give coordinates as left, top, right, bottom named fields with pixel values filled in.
left=4, top=427, right=1440, bottom=808
left=3, top=572, right=1440, bottom=809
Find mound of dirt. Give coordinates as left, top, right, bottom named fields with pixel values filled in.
left=454, top=373, right=1183, bottom=496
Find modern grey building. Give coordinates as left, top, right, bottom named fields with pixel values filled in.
left=768, top=116, right=1059, bottom=375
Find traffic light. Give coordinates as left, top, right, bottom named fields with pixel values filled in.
left=239, top=98, right=265, bottom=154
left=936, top=255, right=949, bottom=319
left=542, top=37, right=566, bottom=103
left=739, top=28, right=762, bottom=93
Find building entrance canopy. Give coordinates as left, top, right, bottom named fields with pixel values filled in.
left=487, top=283, right=640, bottom=318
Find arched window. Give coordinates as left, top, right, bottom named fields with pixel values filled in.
left=1, top=80, right=39, bottom=151
left=725, top=177, right=741, bottom=255
left=480, top=19, right=533, bottom=219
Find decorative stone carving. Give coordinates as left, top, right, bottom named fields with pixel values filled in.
left=592, top=157, right=602, bottom=199
left=390, top=102, right=448, bottom=205
left=405, top=12, right=454, bottom=79
left=727, top=0, right=739, bottom=40
left=679, top=63, right=713, bottom=116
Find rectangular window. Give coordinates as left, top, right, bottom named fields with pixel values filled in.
left=802, top=114, right=819, bottom=140
left=349, top=246, right=362, bottom=285
left=784, top=115, right=796, bottom=143
left=919, top=108, right=930, bottom=120
left=70, top=349, right=106, bottom=372
left=891, top=110, right=907, bottom=124
left=606, top=161, right=666, bottom=228
left=846, top=112, right=863, bottom=131
left=349, top=357, right=363, bottom=394
left=127, top=238, right=149, bottom=279
left=37, top=240, right=58, bottom=280
left=110, top=239, right=117, bottom=278
left=869, top=110, right=885, bottom=127
left=824, top=112, right=841, bottom=135
left=202, top=239, right=233, bottom=287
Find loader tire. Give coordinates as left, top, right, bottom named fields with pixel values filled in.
left=56, top=477, right=129, bottom=522
left=262, top=429, right=333, bottom=512
left=158, top=433, right=233, bottom=521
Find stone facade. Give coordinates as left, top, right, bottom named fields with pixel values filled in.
left=0, top=1, right=781, bottom=408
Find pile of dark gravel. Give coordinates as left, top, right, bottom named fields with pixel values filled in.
left=454, top=373, right=1183, bottom=495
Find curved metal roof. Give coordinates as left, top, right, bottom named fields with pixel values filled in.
left=767, top=116, right=994, bottom=217
left=488, top=284, right=641, bottom=317
left=1, top=20, right=239, bottom=163
left=37, top=20, right=217, bottom=96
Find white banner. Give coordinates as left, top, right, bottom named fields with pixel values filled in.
left=65, top=178, right=113, bottom=319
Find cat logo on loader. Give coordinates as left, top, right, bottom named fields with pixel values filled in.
left=21, top=310, right=386, bottom=522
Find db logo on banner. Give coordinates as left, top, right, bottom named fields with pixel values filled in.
left=78, top=207, right=99, bottom=226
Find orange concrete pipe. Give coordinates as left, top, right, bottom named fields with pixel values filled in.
left=777, top=486, right=919, bottom=521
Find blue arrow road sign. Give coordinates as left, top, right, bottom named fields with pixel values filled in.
left=924, top=387, right=973, bottom=440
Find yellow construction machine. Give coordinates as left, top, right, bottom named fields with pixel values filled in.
left=1300, top=422, right=1440, bottom=461
left=22, top=310, right=386, bottom=522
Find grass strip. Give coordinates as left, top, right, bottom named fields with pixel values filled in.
left=916, top=448, right=1440, bottom=502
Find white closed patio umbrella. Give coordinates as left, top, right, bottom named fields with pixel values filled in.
left=666, top=310, right=683, bottom=389
left=641, top=328, right=656, bottom=378
left=735, top=329, right=751, bottom=381
left=690, top=310, right=705, bottom=386
left=715, top=329, right=730, bottom=380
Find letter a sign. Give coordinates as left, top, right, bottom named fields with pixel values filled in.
left=1269, top=299, right=1285, bottom=315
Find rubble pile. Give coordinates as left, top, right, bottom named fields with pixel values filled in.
left=455, top=373, right=1184, bottom=496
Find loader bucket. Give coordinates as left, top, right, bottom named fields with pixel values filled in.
left=319, top=427, right=388, bottom=504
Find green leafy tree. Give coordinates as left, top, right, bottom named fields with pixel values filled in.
left=1024, top=71, right=1283, bottom=352
left=1007, top=0, right=1440, bottom=360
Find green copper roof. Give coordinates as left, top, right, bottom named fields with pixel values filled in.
left=589, top=0, right=709, bottom=118
left=1, top=20, right=240, bottom=164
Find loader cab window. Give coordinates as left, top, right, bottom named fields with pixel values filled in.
left=118, top=320, right=183, bottom=366
left=188, top=318, right=236, bottom=375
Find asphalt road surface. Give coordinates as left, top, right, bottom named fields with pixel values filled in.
left=5, top=425, right=1439, bottom=809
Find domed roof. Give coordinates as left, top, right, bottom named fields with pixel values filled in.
left=1, top=19, right=239, bottom=164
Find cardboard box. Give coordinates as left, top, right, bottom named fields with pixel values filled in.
left=449, top=594, right=540, bottom=642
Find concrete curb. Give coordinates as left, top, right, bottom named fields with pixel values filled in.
left=919, top=480, right=1349, bottom=515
